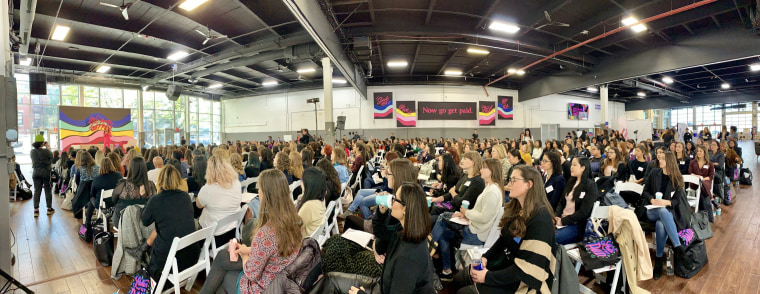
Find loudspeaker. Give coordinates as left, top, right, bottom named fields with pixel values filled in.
left=336, top=116, right=346, bottom=130
left=29, top=73, right=47, bottom=95
left=166, top=85, right=182, bottom=101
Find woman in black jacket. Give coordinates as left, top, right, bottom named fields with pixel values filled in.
left=540, top=150, right=566, bottom=210
left=674, top=142, right=691, bottom=175
left=429, top=151, right=486, bottom=224
left=430, top=153, right=461, bottom=198
left=86, top=158, right=122, bottom=228
left=504, top=149, right=525, bottom=197
left=554, top=156, right=599, bottom=245
left=349, top=183, right=435, bottom=294
left=453, top=166, right=556, bottom=294
left=600, top=147, right=628, bottom=182
left=30, top=137, right=54, bottom=217
left=187, top=156, right=207, bottom=194
left=709, top=140, right=726, bottom=203
left=642, top=152, right=695, bottom=279
left=244, top=151, right=261, bottom=178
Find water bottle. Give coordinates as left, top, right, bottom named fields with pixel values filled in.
left=471, top=259, right=483, bottom=271
left=666, top=249, right=674, bottom=276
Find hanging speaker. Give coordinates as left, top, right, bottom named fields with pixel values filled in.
left=166, top=85, right=182, bottom=101
left=336, top=116, right=346, bottom=130
left=29, top=73, right=47, bottom=95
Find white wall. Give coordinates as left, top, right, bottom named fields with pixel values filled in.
left=223, top=85, right=625, bottom=134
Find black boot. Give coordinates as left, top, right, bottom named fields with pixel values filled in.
left=126, top=241, right=150, bottom=260
left=675, top=245, right=695, bottom=270
left=653, top=256, right=664, bottom=280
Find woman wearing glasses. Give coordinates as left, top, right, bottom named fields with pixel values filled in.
left=600, top=147, right=628, bottom=181
left=349, top=183, right=436, bottom=294
left=453, top=165, right=556, bottom=294
left=554, top=156, right=600, bottom=245
left=430, top=159, right=504, bottom=281
left=541, top=151, right=566, bottom=210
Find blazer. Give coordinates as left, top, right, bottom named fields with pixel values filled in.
left=641, top=168, right=691, bottom=231
left=555, top=178, right=600, bottom=241
left=543, top=173, right=567, bottom=210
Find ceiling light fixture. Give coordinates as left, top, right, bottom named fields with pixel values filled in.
left=167, top=51, right=189, bottom=61
left=19, top=58, right=32, bottom=66
left=621, top=16, right=647, bottom=33
left=721, top=83, right=730, bottom=89
left=662, top=77, right=674, bottom=84
left=489, top=22, right=520, bottom=33
left=262, top=81, right=278, bottom=86
left=296, top=68, right=316, bottom=73
left=750, top=64, right=760, bottom=71
left=467, top=48, right=490, bottom=55
left=587, top=86, right=598, bottom=92
left=444, top=70, right=462, bottom=76
left=387, top=61, right=408, bottom=67
left=208, top=83, right=223, bottom=89
left=96, top=65, right=111, bottom=73
left=51, top=25, right=70, bottom=41
left=637, top=91, right=646, bottom=97
left=516, top=70, right=525, bottom=75
left=333, top=78, right=347, bottom=84
left=179, top=0, right=208, bottom=11
left=507, top=69, right=516, bottom=73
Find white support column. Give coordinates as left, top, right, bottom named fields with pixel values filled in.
left=322, top=57, right=335, bottom=144
left=600, top=84, right=609, bottom=130
left=0, top=0, right=14, bottom=273
left=138, top=90, right=144, bottom=148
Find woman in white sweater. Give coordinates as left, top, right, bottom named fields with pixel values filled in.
left=431, top=158, right=505, bottom=280
left=531, top=140, right=543, bottom=163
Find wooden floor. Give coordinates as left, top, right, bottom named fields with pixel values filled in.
left=9, top=140, right=760, bottom=294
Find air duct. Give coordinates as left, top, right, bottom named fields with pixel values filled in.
left=18, top=0, right=37, bottom=55
left=190, top=43, right=322, bottom=80
left=622, top=79, right=691, bottom=101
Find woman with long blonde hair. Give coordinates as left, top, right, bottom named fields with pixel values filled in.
left=200, top=169, right=302, bottom=294
left=289, top=151, right=304, bottom=180
left=230, top=153, right=245, bottom=182
left=196, top=155, right=242, bottom=245
left=332, top=148, right=350, bottom=184
left=122, top=148, right=138, bottom=173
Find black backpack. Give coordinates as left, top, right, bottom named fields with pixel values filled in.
left=674, top=238, right=708, bottom=279
left=739, top=168, right=752, bottom=185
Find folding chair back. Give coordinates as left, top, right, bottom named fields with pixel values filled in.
left=211, top=205, right=250, bottom=256
left=153, top=224, right=217, bottom=294
left=241, top=177, right=258, bottom=193
left=683, top=175, right=701, bottom=213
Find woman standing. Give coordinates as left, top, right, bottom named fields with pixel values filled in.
left=643, top=152, right=695, bottom=279
left=452, top=166, right=556, bottom=294
left=200, top=170, right=302, bottom=294
left=541, top=151, right=566, bottom=210
left=30, top=135, right=54, bottom=217
left=554, top=156, right=599, bottom=245
left=349, top=183, right=436, bottom=294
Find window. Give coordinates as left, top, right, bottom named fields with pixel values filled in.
left=695, top=105, right=722, bottom=135
left=100, top=88, right=123, bottom=108
left=723, top=102, right=751, bottom=113
left=670, top=107, right=692, bottom=127
left=725, top=113, right=752, bottom=131
left=61, top=85, right=79, bottom=106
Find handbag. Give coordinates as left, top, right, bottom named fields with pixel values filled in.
left=690, top=211, right=712, bottom=240
left=579, top=235, right=621, bottom=269
left=128, top=266, right=152, bottom=294
left=78, top=224, right=92, bottom=243
left=674, top=238, right=708, bottom=279
left=583, top=217, right=609, bottom=243
left=93, top=231, right=114, bottom=267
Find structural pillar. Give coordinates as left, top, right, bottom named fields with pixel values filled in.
left=322, top=57, right=335, bottom=144
left=0, top=0, right=15, bottom=274
left=600, top=84, right=609, bottom=131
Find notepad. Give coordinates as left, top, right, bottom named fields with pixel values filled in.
left=449, top=217, right=471, bottom=226
left=645, top=205, right=666, bottom=209
left=342, top=229, right=375, bottom=249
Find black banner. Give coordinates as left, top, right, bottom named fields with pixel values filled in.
left=373, top=92, right=393, bottom=119
left=418, top=102, right=477, bottom=120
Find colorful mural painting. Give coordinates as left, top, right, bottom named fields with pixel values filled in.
left=478, top=101, right=496, bottom=126
left=59, top=106, right=136, bottom=151
left=373, top=92, right=394, bottom=119
left=395, top=101, right=417, bottom=127
left=497, top=96, right=514, bottom=120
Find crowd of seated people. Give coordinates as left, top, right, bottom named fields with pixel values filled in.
left=28, top=124, right=748, bottom=294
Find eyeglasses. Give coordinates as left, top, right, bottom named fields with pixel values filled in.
left=392, top=195, right=406, bottom=206
left=508, top=177, right=526, bottom=184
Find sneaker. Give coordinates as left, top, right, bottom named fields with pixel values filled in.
left=47, top=208, right=55, bottom=215
left=33, top=209, right=39, bottom=217
left=438, top=271, right=453, bottom=282
left=338, top=210, right=355, bottom=220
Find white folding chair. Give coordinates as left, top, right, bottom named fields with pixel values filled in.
left=152, top=223, right=217, bottom=294
left=96, top=189, right=113, bottom=228
left=349, top=165, right=365, bottom=191
left=210, top=205, right=250, bottom=257
left=325, top=200, right=341, bottom=235
left=565, top=202, right=626, bottom=294
left=289, top=180, right=302, bottom=195
left=683, top=175, right=702, bottom=213
left=311, top=201, right=335, bottom=248
left=241, top=177, right=258, bottom=193
left=615, top=181, right=644, bottom=207
left=9, top=171, right=20, bottom=202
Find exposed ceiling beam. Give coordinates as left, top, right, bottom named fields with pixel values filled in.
left=282, top=0, right=368, bottom=99
left=236, top=0, right=282, bottom=39
left=424, top=0, right=438, bottom=25
left=711, top=15, right=722, bottom=28
left=519, top=23, right=758, bottom=101
left=700, top=66, right=727, bottom=83
left=409, top=42, right=421, bottom=75
left=523, top=0, right=574, bottom=30
left=488, top=57, right=525, bottom=77
left=376, top=41, right=386, bottom=76
left=437, top=48, right=459, bottom=75
left=682, top=24, right=695, bottom=34
left=464, top=55, right=491, bottom=76
left=331, top=0, right=368, bottom=5
left=626, top=89, right=760, bottom=111
left=367, top=0, right=376, bottom=24
left=553, top=0, right=662, bottom=39
left=473, top=0, right=501, bottom=30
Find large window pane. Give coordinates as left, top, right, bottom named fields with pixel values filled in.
left=131, top=109, right=139, bottom=133
left=84, top=86, right=99, bottom=107
left=155, top=110, right=173, bottom=129
left=190, top=132, right=199, bottom=145
left=143, top=91, right=155, bottom=109
left=695, top=105, right=721, bottom=135
left=62, top=85, right=79, bottom=106
left=189, top=113, right=198, bottom=132
left=199, top=113, right=211, bottom=132
left=144, top=131, right=154, bottom=147
left=174, top=96, right=185, bottom=112
left=100, top=88, right=123, bottom=108
left=124, top=90, right=138, bottom=109
left=199, top=99, right=211, bottom=114
left=43, top=85, right=61, bottom=105
left=213, top=133, right=220, bottom=144
left=723, top=102, right=751, bottom=113
left=725, top=114, right=752, bottom=131
left=200, top=132, right=211, bottom=145
left=212, top=101, right=220, bottom=115
left=154, top=92, right=174, bottom=110
left=18, top=94, right=30, bottom=105
left=143, top=110, right=155, bottom=131
left=175, top=112, right=185, bottom=131
left=212, top=115, right=221, bottom=133
left=41, top=106, right=58, bottom=129
left=189, top=96, right=198, bottom=113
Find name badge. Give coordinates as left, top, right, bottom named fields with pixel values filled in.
left=680, top=161, right=685, bottom=165
left=464, top=181, right=471, bottom=187
left=580, top=192, right=586, bottom=199
left=545, top=185, right=554, bottom=193
left=637, top=167, right=644, bottom=172
left=703, top=165, right=708, bottom=169
left=671, top=191, right=675, bottom=197
left=690, top=155, right=694, bottom=159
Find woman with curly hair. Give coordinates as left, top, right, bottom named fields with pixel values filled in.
left=275, top=151, right=295, bottom=184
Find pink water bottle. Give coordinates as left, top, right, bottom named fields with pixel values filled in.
left=229, top=239, right=238, bottom=262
